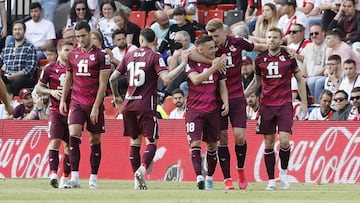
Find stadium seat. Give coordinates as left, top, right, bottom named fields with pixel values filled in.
left=162, top=96, right=176, bottom=115
left=129, top=11, right=146, bottom=29
left=205, top=10, right=224, bottom=24
left=104, top=96, right=119, bottom=119
left=145, top=10, right=156, bottom=28
left=224, top=10, right=244, bottom=26
left=197, top=4, right=217, bottom=11
left=217, top=4, right=237, bottom=10
left=197, top=9, right=205, bottom=25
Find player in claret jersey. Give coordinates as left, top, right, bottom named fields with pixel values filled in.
left=35, top=41, right=74, bottom=188
left=245, top=26, right=308, bottom=191
left=59, top=21, right=112, bottom=189
left=109, top=28, right=185, bottom=190
left=185, top=35, right=229, bottom=190
left=190, top=18, right=263, bottom=190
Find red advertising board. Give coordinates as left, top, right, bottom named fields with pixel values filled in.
left=0, top=120, right=359, bottom=183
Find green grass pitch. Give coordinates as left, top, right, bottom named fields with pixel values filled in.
left=0, top=179, right=360, bottom=202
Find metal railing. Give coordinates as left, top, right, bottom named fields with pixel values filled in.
left=6, top=0, right=32, bottom=22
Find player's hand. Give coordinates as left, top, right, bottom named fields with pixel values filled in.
left=221, top=103, right=229, bottom=117
left=180, top=49, right=190, bottom=65
left=286, top=48, right=297, bottom=59
left=300, top=103, right=308, bottom=120
left=113, top=96, right=123, bottom=113
left=90, top=106, right=99, bottom=124
left=213, top=55, right=226, bottom=74
left=50, top=89, right=62, bottom=100
left=59, top=100, right=67, bottom=116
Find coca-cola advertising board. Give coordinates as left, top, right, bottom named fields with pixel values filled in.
left=0, top=120, right=359, bottom=183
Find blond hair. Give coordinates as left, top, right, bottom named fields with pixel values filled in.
left=205, top=18, right=224, bottom=33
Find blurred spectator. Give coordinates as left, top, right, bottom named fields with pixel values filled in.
left=150, top=10, right=176, bottom=46
left=97, top=0, right=117, bottom=49
left=45, top=47, right=58, bottom=64
left=90, top=31, right=106, bottom=49
left=36, top=0, right=59, bottom=23
left=308, top=0, right=341, bottom=28
left=302, top=23, right=327, bottom=103
left=168, top=88, right=186, bottom=119
left=331, top=89, right=352, bottom=120
left=287, top=23, right=311, bottom=68
left=245, top=91, right=260, bottom=120
left=25, top=2, right=56, bottom=61
left=244, top=0, right=273, bottom=34
left=250, top=3, right=278, bottom=44
left=162, top=31, right=193, bottom=98
left=24, top=93, right=50, bottom=120
left=241, top=56, right=255, bottom=89
left=323, top=54, right=342, bottom=101
left=348, top=87, right=360, bottom=120
left=11, top=88, right=34, bottom=119
left=276, top=0, right=309, bottom=39
left=325, top=28, right=360, bottom=74
left=112, top=9, right=141, bottom=47
left=0, top=21, right=37, bottom=96
left=0, top=86, right=19, bottom=119
left=71, top=0, right=100, bottom=19
left=163, top=0, right=198, bottom=22
left=327, top=0, right=360, bottom=44
left=232, top=24, right=259, bottom=61
left=339, top=59, right=360, bottom=99
left=122, top=0, right=157, bottom=13
left=108, top=29, right=137, bottom=66
left=296, top=0, right=315, bottom=15
left=67, top=0, right=97, bottom=31
left=158, top=7, right=195, bottom=54
left=308, top=89, right=335, bottom=120
left=0, top=0, right=7, bottom=50
left=60, top=27, right=78, bottom=48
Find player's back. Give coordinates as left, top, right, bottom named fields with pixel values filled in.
left=120, top=47, right=168, bottom=111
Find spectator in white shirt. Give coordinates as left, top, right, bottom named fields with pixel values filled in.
left=168, top=88, right=186, bottom=119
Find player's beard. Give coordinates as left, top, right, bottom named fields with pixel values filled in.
left=118, top=44, right=127, bottom=50
left=175, top=102, right=183, bottom=108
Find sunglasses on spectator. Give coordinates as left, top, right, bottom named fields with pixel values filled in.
left=310, top=32, right=319, bottom=36
left=76, top=8, right=86, bottom=11
left=333, top=97, right=346, bottom=102
left=289, top=30, right=301, bottom=34
left=350, top=96, right=360, bottom=101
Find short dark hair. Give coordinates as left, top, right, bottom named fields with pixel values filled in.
left=335, top=89, right=349, bottom=100
left=12, top=20, right=26, bottom=32
left=112, top=29, right=127, bottom=39
left=30, top=2, right=42, bottom=10
left=172, top=88, right=184, bottom=97
left=100, top=0, right=117, bottom=14
left=268, top=26, right=284, bottom=38
left=173, top=7, right=186, bottom=16
left=343, top=58, right=356, bottom=66
left=195, top=35, right=213, bottom=46
left=351, top=87, right=360, bottom=93
left=309, top=23, right=325, bottom=32
left=319, top=89, right=333, bottom=100
left=140, top=28, right=156, bottom=43
left=46, top=46, right=57, bottom=53
left=75, top=21, right=91, bottom=32
left=326, top=28, right=344, bottom=40
left=327, top=54, right=341, bottom=63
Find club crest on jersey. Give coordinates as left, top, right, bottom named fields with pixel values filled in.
left=89, top=54, right=95, bottom=61
left=105, top=54, right=111, bottom=65
left=279, top=55, right=286, bottom=61
left=264, top=57, right=267, bottom=62
left=56, top=69, right=59, bottom=73
left=75, top=55, right=78, bottom=59
left=229, top=45, right=237, bottom=52
left=197, top=63, right=201, bottom=67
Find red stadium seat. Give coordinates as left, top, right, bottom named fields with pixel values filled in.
left=145, top=10, right=156, bottom=28
left=197, top=9, right=205, bottom=25
left=104, top=96, right=119, bottom=119
left=162, top=96, right=176, bottom=115
left=197, top=4, right=217, bottom=11
left=217, top=4, right=237, bottom=10
left=129, top=11, right=146, bottom=29
left=205, top=10, right=224, bottom=24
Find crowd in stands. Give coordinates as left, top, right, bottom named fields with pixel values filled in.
left=0, top=0, right=359, bottom=121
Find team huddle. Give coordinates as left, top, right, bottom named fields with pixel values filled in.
left=36, top=17, right=306, bottom=191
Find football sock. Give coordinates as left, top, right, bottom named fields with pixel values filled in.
left=264, top=148, right=275, bottom=180
left=69, top=136, right=81, bottom=171
left=218, top=145, right=231, bottom=179
left=90, top=143, right=101, bottom=174
left=191, top=146, right=202, bottom=176
left=130, top=144, right=141, bottom=173
left=235, top=141, right=247, bottom=169
left=279, top=146, right=291, bottom=170
left=206, top=150, right=217, bottom=176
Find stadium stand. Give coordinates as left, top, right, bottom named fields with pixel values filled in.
left=224, top=10, right=244, bottom=26
left=129, top=10, right=146, bottom=29
left=104, top=96, right=119, bottom=119
left=205, top=10, right=224, bottom=24
left=162, top=96, right=176, bottom=115
left=145, top=10, right=156, bottom=28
